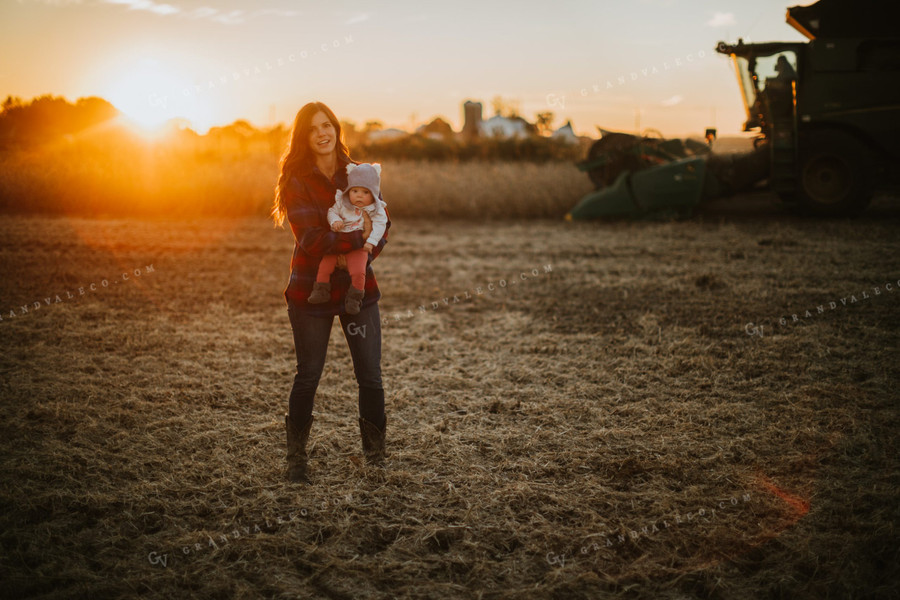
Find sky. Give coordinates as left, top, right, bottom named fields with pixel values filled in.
left=0, top=0, right=809, bottom=137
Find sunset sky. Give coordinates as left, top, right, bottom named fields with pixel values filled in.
left=2, top=0, right=809, bottom=137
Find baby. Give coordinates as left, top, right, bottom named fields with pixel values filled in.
left=308, top=162, right=388, bottom=315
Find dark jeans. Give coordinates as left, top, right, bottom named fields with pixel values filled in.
left=286, top=299, right=384, bottom=427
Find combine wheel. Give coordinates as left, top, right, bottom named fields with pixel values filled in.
left=797, top=130, right=874, bottom=217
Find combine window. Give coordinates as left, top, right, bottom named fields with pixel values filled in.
left=733, top=51, right=798, bottom=132
left=759, top=53, right=798, bottom=86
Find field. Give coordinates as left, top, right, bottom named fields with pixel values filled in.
left=1, top=192, right=899, bottom=599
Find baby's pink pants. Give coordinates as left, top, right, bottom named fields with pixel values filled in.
left=316, top=247, right=368, bottom=289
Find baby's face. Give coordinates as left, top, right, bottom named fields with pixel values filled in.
left=348, top=187, right=375, bottom=208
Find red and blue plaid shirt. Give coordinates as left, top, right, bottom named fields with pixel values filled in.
left=283, top=156, right=390, bottom=316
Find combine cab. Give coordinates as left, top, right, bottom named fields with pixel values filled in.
left=568, top=0, right=900, bottom=220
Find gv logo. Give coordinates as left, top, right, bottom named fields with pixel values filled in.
left=744, top=322, right=764, bottom=338
left=148, top=93, right=168, bottom=110
left=545, top=552, right=566, bottom=567
left=546, top=93, right=566, bottom=109
left=347, top=322, right=367, bottom=338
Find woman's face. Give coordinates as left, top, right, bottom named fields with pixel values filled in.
left=308, top=111, right=336, bottom=157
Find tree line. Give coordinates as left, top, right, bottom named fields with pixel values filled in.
left=0, top=95, right=585, bottom=162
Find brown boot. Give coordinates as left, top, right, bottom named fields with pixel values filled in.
left=345, top=286, right=365, bottom=315
left=285, top=414, right=313, bottom=483
left=307, top=282, right=331, bottom=304
left=358, top=416, right=386, bottom=465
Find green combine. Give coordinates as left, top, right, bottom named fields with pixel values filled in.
left=568, top=0, right=900, bottom=220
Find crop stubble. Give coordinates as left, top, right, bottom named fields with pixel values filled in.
left=0, top=208, right=898, bottom=599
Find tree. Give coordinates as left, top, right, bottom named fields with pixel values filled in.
left=2, top=96, right=22, bottom=113
left=0, top=95, right=117, bottom=148
left=339, top=120, right=365, bottom=147
left=535, top=112, right=554, bottom=136
left=491, top=96, right=521, bottom=118
left=491, top=96, right=506, bottom=117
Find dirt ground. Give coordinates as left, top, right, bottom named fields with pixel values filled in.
left=1, top=193, right=898, bottom=599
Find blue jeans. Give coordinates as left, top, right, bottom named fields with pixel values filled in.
left=286, top=299, right=383, bottom=425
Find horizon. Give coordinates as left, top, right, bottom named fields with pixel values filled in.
left=0, top=92, right=764, bottom=143
left=1, top=0, right=808, bottom=138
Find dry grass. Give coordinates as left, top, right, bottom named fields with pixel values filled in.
left=1, top=199, right=899, bottom=599
left=0, top=132, right=592, bottom=219
left=383, top=161, right=593, bottom=219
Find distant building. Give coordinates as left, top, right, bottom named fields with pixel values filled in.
left=416, top=117, right=454, bottom=140
left=461, top=99, right=541, bottom=139
left=551, top=120, right=579, bottom=145
left=462, top=100, right=483, bottom=140
left=367, top=128, right=407, bottom=143
left=479, top=114, right=537, bottom=139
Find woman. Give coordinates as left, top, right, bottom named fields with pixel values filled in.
left=272, top=102, right=390, bottom=483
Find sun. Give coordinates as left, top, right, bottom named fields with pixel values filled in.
left=103, top=58, right=183, bottom=131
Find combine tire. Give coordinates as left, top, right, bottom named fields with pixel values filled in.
left=797, top=130, right=874, bottom=217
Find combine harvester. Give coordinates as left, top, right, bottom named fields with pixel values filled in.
left=568, top=0, right=900, bottom=220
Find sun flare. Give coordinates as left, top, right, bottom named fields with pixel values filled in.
left=103, top=58, right=184, bottom=131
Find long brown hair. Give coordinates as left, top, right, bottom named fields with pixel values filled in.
left=271, top=102, right=351, bottom=226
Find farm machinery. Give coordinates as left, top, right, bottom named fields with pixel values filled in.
left=567, top=0, right=900, bottom=219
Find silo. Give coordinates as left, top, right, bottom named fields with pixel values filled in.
left=462, top=100, right=482, bottom=141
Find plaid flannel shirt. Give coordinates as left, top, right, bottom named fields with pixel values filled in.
left=283, top=156, right=390, bottom=316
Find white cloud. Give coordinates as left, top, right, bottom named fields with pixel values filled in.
left=252, top=9, right=301, bottom=18
left=17, top=0, right=83, bottom=5
left=184, top=7, right=217, bottom=19
left=213, top=10, right=245, bottom=25
left=105, top=0, right=180, bottom=16
left=345, top=13, right=369, bottom=25
left=25, top=0, right=295, bottom=24
left=707, top=12, right=736, bottom=27
left=660, top=95, right=683, bottom=107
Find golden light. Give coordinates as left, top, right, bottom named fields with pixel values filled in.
left=103, top=57, right=183, bottom=132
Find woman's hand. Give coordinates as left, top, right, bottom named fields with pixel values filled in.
left=364, top=242, right=374, bottom=254
left=330, top=220, right=344, bottom=232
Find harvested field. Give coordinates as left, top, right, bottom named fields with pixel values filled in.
left=1, top=195, right=899, bottom=599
